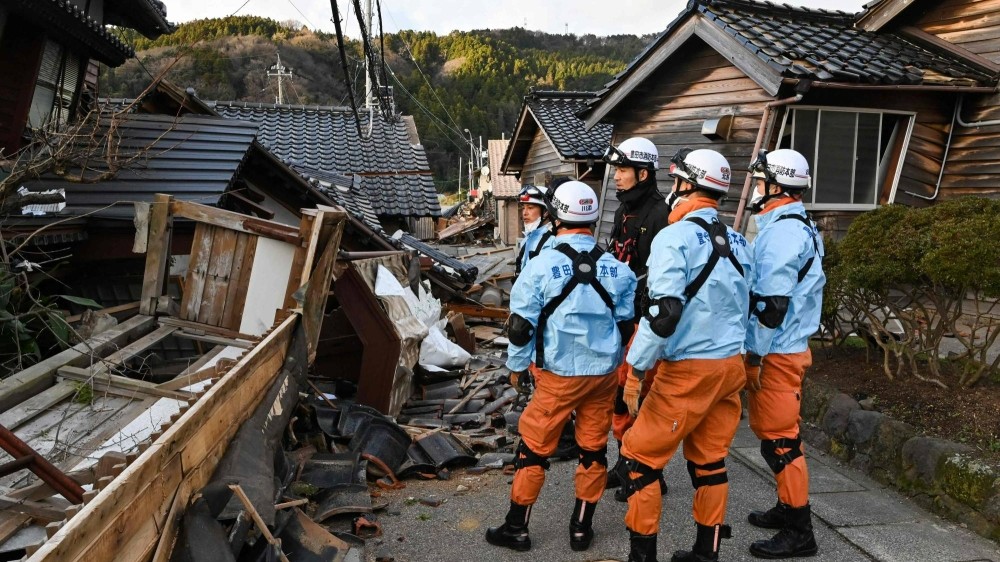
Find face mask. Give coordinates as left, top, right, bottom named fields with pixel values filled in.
left=749, top=186, right=766, bottom=212
left=523, top=218, right=541, bottom=234
left=666, top=189, right=691, bottom=211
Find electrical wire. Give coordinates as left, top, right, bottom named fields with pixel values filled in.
left=285, top=0, right=318, bottom=29
left=230, top=0, right=254, bottom=16
left=329, top=0, right=365, bottom=138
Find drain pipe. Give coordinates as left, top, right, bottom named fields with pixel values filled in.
left=956, top=92, right=1000, bottom=128
left=733, top=94, right=803, bottom=232
left=904, top=94, right=961, bottom=201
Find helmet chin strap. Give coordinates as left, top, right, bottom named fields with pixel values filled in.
left=749, top=186, right=789, bottom=213
left=666, top=184, right=699, bottom=210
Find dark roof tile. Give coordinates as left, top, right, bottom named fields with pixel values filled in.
left=521, top=91, right=613, bottom=160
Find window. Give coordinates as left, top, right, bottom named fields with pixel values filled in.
left=27, top=40, right=81, bottom=129
left=776, top=107, right=914, bottom=209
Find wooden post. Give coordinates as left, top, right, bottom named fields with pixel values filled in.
left=140, top=194, right=174, bottom=316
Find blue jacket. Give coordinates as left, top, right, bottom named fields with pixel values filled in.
left=507, top=233, right=637, bottom=376
left=627, top=207, right=751, bottom=369
left=745, top=201, right=825, bottom=357
left=518, top=223, right=556, bottom=273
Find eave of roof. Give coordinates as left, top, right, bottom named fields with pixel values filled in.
left=1, top=0, right=135, bottom=66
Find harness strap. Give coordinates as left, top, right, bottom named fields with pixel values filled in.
left=686, top=459, right=728, bottom=489
left=534, top=243, right=614, bottom=368
left=683, top=216, right=744, bottom=301
left=528, top=230, right=554, bottom=261
left=578, top=445, right=609, bottom=469
left=775, top=214, right=819, bottom=283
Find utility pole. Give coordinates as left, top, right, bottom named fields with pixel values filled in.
left=267, top=52, right=293, bottom=104
left=458, top=157, right=463, bottom=198
left=364, top=0, right=374, bottom=108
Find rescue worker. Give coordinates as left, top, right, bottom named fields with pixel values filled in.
left=486, top=181, right=637, bottom=553
left=602, top=137, right=670, bottom=500
left=618, top=148, right=750, bottom=562
left=743, top=149, right=825, bottom=559
left=515, top=184, right=555, bottom=277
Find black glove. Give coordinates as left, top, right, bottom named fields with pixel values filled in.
left=509, top=370, right=533, bottom=394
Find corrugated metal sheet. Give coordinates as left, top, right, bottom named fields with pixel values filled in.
left=21, top=113, right=259, bottom=219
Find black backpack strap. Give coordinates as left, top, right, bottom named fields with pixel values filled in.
left=683, top=217, right=744, bottom=301
left=528, top=230, right=554, bottom=261
left=776, top=214, right=819, bottom=283
left=534, top=243, right=615, bottom=369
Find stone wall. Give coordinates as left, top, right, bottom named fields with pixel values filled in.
left=800, top=379, right=1000, bottom=542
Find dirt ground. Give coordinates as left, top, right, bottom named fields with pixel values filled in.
left=808, top=343, right=1000, bottom=463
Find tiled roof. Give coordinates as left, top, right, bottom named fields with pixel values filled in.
left=3, top=0, right=135, bottom=65
left=487, top=139, right=520, bottom=198
left=287, top=164, right=383, bottom=231
left=589, top=0, right=994, bottom=116
left=210, top=102, right=441, bottom=218
left=525, top=91, right=613, bottom=159
left=18, top=114, right=258, bottom=219
left=696, top=0, right=993, bottom=85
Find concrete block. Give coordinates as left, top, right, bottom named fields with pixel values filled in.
left=938, top=453, right=999, bottom=509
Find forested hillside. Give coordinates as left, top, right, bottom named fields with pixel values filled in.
left=103, top=17, right=651, bottom=191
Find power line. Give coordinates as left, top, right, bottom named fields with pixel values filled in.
left=231, top=0, right=254, bottom=16
left=285, top=0, right=318, bottom=29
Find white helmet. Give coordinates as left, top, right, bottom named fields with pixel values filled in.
left=750, top=149, right=811, bottom=190
left=547, top=180, right=600, bottom=225
left=668, top=148, right=732, bottom=195
left=518, top=184, right=548, bottom=207
left=603, top=137, right=659, bottom=171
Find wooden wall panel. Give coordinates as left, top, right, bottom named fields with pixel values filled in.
left=596, top=39, right=770, bottom=235
left=914, top=0, right=1000, bottom=62
left=941, top=92, right=1000, bottom=200
left=520, top=128, right=575, bottom=187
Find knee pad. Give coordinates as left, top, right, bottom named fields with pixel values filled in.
left=760, top=437, right=803, bottom=474
left=617, top=457, right=662, bottom=500
left=686, top=459, right=728, bottom=489
left=514, top=440, right=550, bottom=471
left=578, top=445, right=608, bottom=470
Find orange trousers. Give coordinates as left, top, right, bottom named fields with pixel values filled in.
left=612, top=325, right=661, bottom=441
left=747, top=349, right=812, bottom=508
left=511, top=366, right=617, bottom=506
left=620, top=355, right=744, bottom=535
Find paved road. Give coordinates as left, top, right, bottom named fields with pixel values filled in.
left=372, top=419, right=1000, bottom=562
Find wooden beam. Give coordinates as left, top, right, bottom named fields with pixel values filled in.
left=57, top=366, right=194, bottom=402
left=29, top=314, right=297, bottom=562
left=172, top=330, right=252, bottom=349
left=856, top=0, right=915, bottom=32
left=140, top=194, right=173, bottom=316
left=0, top=314, right=157, bottom=413
left=0, top=496, right=69, bottom=522
left=92, top=325, right=179, bottom=374
left=899, top=25, right=1000, bottom=74
left=156, top=346, right=226, bottom=392
left=443, top=303, right=510, bottom=320
left=63, top=302, right=140, bottom=324
left=169, top=199, right=301, bottom=245
left=0, top=381, right=77, bottom=431
left=157, top=317, right=257, bottom=341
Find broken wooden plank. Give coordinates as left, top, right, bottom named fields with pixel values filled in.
left=0, top=314, right=157, bottom=413
left=140, top=194, right=173, bottom=316
left=92, top=325, right=179, bottom=375
left=29, top=314, right=296, bottom=562
left=220, top=232, right=255, bottom=331
left=0, top=495, right=69, bottom=522
left=180, top=222, right=214, bottom=322
left=198, top=226, right=238, bottom=326
left=0, top=381, right=77, bottom=431
left=157, top=317, right=256, bottom=341
left=443, top=303, right=509, bottom=320
left=57, top=366, right=193, bottom=402
left=63, top=302, right=140, bottom=325
left=169, top=199, right=301, bottom=245
left=228, top=484, right=290, bottom=562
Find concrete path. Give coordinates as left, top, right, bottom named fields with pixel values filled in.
left=372, top=419, right=1000, bottom=561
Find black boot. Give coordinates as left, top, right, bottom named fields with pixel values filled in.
left=569, top=499, right=597, bottom=551
left=616, top=472, right=668, bottom=502
left=749, top=504, right=818, bottom=559
left=671, top=523, right=731, bottom=562
left=627, top=529, right=658, bottom=562
left=485, top=501, right=532, bottom=552
left=748, top=501, right=789, bottom=529
left=606, top=441, right=624, bottom=489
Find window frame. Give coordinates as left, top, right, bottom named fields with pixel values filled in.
left=775, top=105, right=916, bottom=211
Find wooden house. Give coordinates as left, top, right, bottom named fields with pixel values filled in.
left=502, top=90, right=613, bottom=232
left=485, top=138, right=522, bottom=244
left=583, top=0, right=1000, bottom=241
left=0, top=0, right=170, bottom=154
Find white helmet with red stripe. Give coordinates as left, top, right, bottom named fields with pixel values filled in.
left=546, top=180, right=600, bottom=225
left=668, top=148, right=732, bottom=195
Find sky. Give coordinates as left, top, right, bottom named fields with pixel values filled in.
left=164, top=0, right=871, bottom=38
